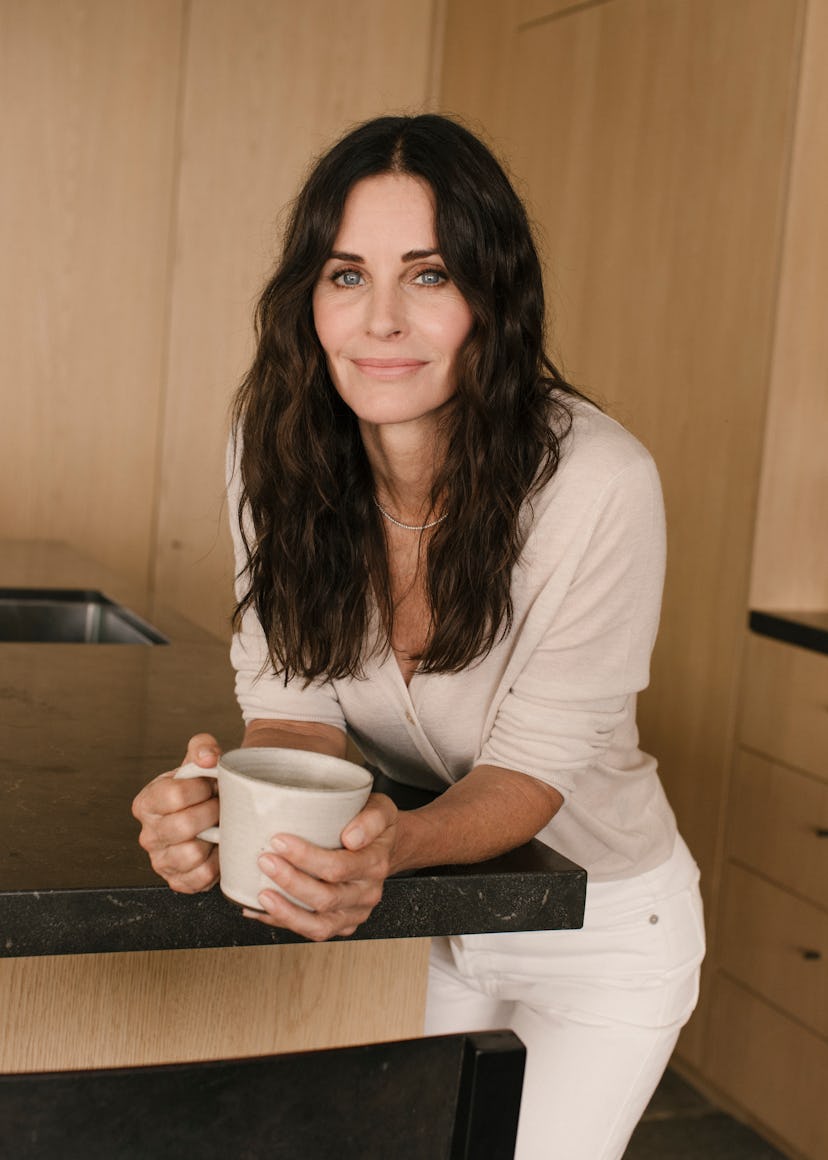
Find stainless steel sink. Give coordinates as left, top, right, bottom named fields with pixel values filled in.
left=0, top=588, right=169, bottom=644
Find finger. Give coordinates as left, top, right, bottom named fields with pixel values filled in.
left=182, top=733, right=223, bottom=769
left=340, top=793, right=397, bottom=851
left=265, top=834, right=390, bottom=886
left=257, top=852, right=382, bottom=916
left=244, top=888, right=373, bottom=942
left=133, top=772, right=216, bottom=823
left=146, top=796, right=219, bottom=849
left=153, top=842, right=219, bottom=892
left=152, top=836, right=214, bottom=876
left=165, top=851, right=220, bottom=896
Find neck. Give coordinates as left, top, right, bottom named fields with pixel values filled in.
left=359, top=416, right=446, bottom=524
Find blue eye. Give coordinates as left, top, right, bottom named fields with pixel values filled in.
left=415, top=268, right=448, bottom=286
left=332, top=268, right=363, bottom=287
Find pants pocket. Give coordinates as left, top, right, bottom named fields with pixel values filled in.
left=448, top=879, right=706, bottom=1030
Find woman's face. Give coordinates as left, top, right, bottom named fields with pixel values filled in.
left=312, top=173, right=473, bottom=433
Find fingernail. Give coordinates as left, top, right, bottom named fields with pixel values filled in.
left=345, top=826, right=365, bottom=848
left=270, top=837, right=288, bottom=853
left=197, top=746, right=215, bottom=760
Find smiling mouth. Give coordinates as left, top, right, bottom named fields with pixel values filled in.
left=350, top=358, right=428, bottom=379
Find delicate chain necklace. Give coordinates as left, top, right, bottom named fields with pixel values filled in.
left=373, top=498, right=447, bottom=532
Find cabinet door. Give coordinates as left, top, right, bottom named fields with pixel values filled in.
left=728, top=749, right=828, bottom=908
left=719, top=864, right=827, bottom=1036
left=708, top=975, right=828, bottom=1160
left=739, top=633, right=828, bottom=777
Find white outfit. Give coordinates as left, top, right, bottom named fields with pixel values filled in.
left=228, top=399, right=705, bottom=1159
left=426, top=836, right=704, bottom=1160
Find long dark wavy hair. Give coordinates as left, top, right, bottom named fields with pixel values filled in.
left=232, top=113, right=581, bottom=682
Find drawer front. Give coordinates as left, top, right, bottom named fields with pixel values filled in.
left=708, top=975, right=828, bottom=1160
left=719, top=864, right=827, bottom=1035
left=739, top=632, right=828, bottom=778
left=728, top=749, right=828, bottom=908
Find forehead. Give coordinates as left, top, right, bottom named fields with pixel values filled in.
left=334, top=173, right=437, bottom=248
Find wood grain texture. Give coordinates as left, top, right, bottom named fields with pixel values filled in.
left=153, top=0, right=443, bottom=637
left=440, top=0, right=518, bottom=140
left=0, top=939, right=430, bottom=1072
left=750, top=0, right=828, bottom=612
left=442, top=0, right=804, bottom=1068
left=0, top=0, right=184, bottom=584
left=728, top=749, right=828, bottom=910
left=738, top=631, right=828, bottom=779
left=707, top=974, right=828, bottom=1160
left=518, top=0, right=615, bottom=26
left=718, top=864, right=827, bottom=1039
left=506, top=0, right=801, bottom=889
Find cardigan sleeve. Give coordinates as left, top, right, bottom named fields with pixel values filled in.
left=476, top=452, right=666, bottom=795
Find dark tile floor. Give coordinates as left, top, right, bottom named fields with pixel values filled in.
left=623, top=1069, right=788, bottom=1159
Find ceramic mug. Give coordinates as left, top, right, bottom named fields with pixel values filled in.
left=174, top=747, right=373, bottom=910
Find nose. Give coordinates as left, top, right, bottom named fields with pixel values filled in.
left=365, top=281, right=407, bottom=339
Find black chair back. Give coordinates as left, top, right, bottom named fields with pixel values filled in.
left=0, top=1030, right=525, bottom=1160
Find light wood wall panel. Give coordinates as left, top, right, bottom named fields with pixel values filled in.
left=518, top=0, right=608, bottom=25
left=444, top=0, right=801, bottom=892
left=440, top=0, right=804, bottom=1066
left=501, top=0, right=801, bottom=892
left=0, top=0, right=184, bottom=584
left=750, top=0, right=828, bottom=613
left=153, top=0, right=445, bottom=638
left=440, top=0, right=517, bottom=134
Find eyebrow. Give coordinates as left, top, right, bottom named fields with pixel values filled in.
left=328, top=248, right=441, bottom=263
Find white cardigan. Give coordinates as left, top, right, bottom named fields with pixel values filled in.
left=228, top=400, right=677, bottom=881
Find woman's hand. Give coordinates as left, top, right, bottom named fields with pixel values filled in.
left=246, top=792, right=399, bottom=940
left=131, top=733, right=222, bottom=894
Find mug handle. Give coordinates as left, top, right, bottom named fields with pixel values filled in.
left=174, top=761, right=220, bottom=843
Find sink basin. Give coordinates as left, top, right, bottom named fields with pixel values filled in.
left=0, top=588, right=169, bottom=644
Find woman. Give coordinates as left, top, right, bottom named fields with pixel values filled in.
left=133, top=114, right=705, bottom=1160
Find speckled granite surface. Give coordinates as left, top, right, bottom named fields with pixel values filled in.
left=0, top=541, right=585, bottom=957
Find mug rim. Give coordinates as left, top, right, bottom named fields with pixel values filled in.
left=217, top=746, right=373, bottom=794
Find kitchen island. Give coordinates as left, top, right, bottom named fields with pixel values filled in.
left=0, top=541, right=585, bottom=1072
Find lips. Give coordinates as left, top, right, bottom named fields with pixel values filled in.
left=350, top=358, right=428, bottom=379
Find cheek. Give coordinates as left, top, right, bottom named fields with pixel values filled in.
left=441, top=301, right=474, bottom=358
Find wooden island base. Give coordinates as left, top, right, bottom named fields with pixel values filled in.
left=0, top=938, right=431, bottom=1073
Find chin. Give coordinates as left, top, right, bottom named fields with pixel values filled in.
left=339, top=388, right=458, bottom=431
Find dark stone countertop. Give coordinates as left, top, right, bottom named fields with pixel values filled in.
left=749, top=608, right=828, bottom=656
left=0, top=541, right=585, bottom=957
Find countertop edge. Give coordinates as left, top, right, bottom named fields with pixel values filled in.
left=0, top=858, right=587, bottom=957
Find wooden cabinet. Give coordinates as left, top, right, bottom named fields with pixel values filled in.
left=0, top=941, right=431, bottom=1073
left=728, top=748, right=828, bottom=910
left=738, top=634, right=828, bottom=778
left=709, top=636, right=828, bottom=1158
left=707, top=975, right=828, bottom=1160
left=719, top=865, right=827, bottom=1038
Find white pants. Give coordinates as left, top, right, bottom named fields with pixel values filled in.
left=425, top=836, right=705, bottom=1160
